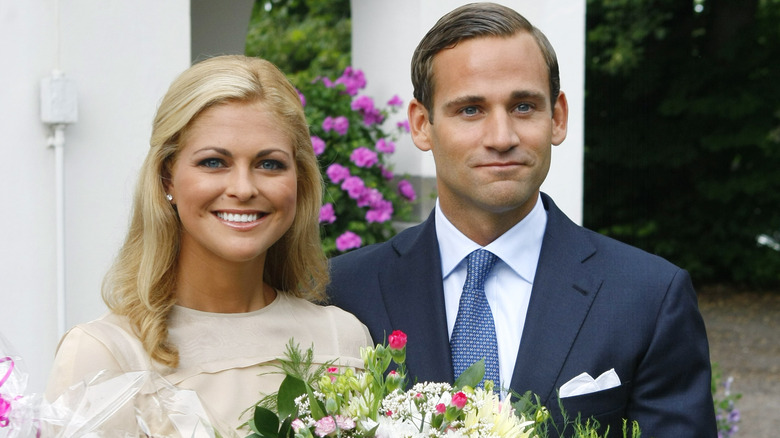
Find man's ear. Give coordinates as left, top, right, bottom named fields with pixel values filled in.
left=408, top=98, right=433, bottom=152
left=551, top=90, right=569, bottom=146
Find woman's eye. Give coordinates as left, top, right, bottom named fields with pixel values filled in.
left=199, top=158, right=225, bottom=168
left=259, top=160, right=286, bottom=170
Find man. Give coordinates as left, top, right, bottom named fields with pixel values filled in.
left=328, top=3, right=716, bottom=436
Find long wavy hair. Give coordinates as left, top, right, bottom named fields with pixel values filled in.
left=101, top=55, right=327, bottom=368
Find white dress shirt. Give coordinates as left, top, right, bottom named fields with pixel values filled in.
left=436, top=194, right=547, bottom=390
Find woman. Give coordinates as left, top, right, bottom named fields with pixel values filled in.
left=46, top=55, right=372, bottom=434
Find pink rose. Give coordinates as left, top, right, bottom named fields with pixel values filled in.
left=436, top=403, right=447, bottom=414
left=291, top=418, right=306, bottom=432
left=451, top=391, right=468, bottom=410
left=388, top=330, right=407, bottom=350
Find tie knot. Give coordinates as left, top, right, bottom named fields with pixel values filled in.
left=464, top=249, right=497, bottom=290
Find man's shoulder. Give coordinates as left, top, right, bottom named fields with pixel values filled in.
left=330, top=220, right=429, bottom=268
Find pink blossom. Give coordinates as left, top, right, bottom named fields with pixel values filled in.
left=380, top=165, right=394, bottom=180
left=297, top=89, right=306, bottom=107
left=335, top=67, right=366, bottom=96
left=336, top=231, right=362, bottom=252
left=356, top=188, right=383, bottom=208
left=397, top=120, right=410, bottom=132
left=388, top=330, right=407, bottom=350
left=351, top=95, right=375, bottom=113
left=341, top=176, right=366, bottom=199
left=362, top=107, right=384, bottom=126
left=291, top=418, right=306, bottom=432
left=322, top=116, right=334, bottom=132
left=327, top=367, right=339, bottom=374
left=375, top=138, right=395, bottom=154
left=311, top=135, right=326, bottom=155
left=451, top=391, right=468, bottom=410
left=398, top=179, right=417, bottom=201
left=314, top=416, right=336, bottom=437
left=387, top=94, right=403, bottom=107
left=366, top=200, right=393, bottom=223
left=319, top=203, right=337, bottom=224
left=385, top=410, right=393, bottom=417
left=436, top=403, right=447, bottom=414
left=333, top=116, right=349, bottom=135
left=326, top=164, right=350, bottom=184
left=335, top=415, right=355, bottom=430
left=350, top=147, right=378, bottom=168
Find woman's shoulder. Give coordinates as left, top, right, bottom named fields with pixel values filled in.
left=277, top=294, right=372, bottom=353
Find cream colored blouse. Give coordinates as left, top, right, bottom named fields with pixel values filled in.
left=46, top=293, right=372, bottom=436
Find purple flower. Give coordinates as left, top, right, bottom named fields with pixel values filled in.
left=311, top=135, right=326, bottom=156
left=335, top=67, right=366, bottom=96
left=322, top=116, right=334, bottom=132
left=380, top=165, right=394, bottom=180
left=387, top=94, right=403, bottom=107
left=350, top=147, right=378, bottom=168
left=366, top=200, right=393, bottom=223
left=375, top=138, right=395, bottom=154
left=357, top=188, right=383, bottom=208
left=398, top=179, right=417, bottom=201
left=319, top=203, right=337, bottom=224
left=397, top=119, right=410, bottom=132
left=362, top=107, right=384, bottom=126
left=297, top=89, right=306, bottom=107
left=341, top=176, right=366, bottom=199
left=351, top=95, right=375, bottom=113
left=333, top=116, right=349, bottom=135
left=326, top=163, right=350, bottom=184
left=336, top=231, right=362, bottom=252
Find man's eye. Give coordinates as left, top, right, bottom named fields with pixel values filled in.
left=462, top=106, right=479, bottom=116
left=516, top=103, right=533, bottom=113
left=199, top=158, right=224, bottom=168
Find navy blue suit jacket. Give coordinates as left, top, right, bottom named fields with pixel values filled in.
left=327, top=193, right=716, bottom=436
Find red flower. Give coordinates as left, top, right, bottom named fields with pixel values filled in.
left=451, top=391, right=468, bottom=410
left=436, top=403, right=447, bottom=414
left=388, top=330, right=407, bottom=350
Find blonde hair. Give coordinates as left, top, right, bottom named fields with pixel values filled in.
left=102, top=55, right=327, bottom=368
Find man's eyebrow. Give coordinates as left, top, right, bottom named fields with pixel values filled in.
left=510, top=90, right=547, bottom=102
left=443, top=95, right=485, bottom=111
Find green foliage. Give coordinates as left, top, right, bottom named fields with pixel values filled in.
left=585, top=0, right=780, bottom=288
left=245, top=0, right=351, bottom=84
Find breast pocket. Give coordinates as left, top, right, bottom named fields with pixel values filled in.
left=557, top=381, right=631, bottom=429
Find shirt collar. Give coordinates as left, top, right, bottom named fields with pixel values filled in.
left=436, top=194, right=547, bottom=284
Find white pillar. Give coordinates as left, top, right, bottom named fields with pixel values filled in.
left=351, top=0, right=585, bottom=224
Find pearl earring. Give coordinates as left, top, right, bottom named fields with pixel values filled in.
left=166, top=194, right=173, bottom=202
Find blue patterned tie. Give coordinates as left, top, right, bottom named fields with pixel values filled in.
left=450, top=249, right=500, bottom=389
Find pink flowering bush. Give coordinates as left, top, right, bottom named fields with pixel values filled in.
left=297, top=67, right=416, bottom=255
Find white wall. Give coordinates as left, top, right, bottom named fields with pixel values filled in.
left=0, top=0, right=190, bottom=393
left=351, top=0, right=585, bottom=223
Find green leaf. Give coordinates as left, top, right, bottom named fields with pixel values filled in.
left=305, top=381, right=327, bottom=420
left=277, top=375, right=306, bottom=419
left=454, top=358, right=485, bottom=390
left=251, top=406, right=280, bottom=438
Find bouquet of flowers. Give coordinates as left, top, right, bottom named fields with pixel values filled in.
left=244, top=331, right=640, bottom=438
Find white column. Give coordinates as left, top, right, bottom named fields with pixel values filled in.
left=351, top=0, right=585, bottom=224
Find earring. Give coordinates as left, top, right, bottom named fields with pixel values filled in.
left=166, top=194, right=173, bottom=202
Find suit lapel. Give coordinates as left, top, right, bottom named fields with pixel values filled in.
left=509, top=194, right=603, bottom=403
left=378, top=213, right=454, bottom=384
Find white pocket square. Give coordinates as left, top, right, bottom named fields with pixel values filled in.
left=559, top=368, right=621, bottom=398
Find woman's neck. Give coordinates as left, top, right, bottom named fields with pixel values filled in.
left=173, top=247, right=274, bottom=313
